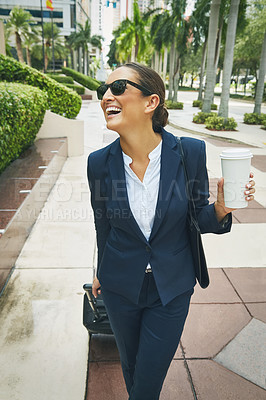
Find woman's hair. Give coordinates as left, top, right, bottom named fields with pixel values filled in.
left=119, top=62, right=168, bottom=133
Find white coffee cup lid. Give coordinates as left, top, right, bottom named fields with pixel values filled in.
left=220, top=148, right=253, bottom=159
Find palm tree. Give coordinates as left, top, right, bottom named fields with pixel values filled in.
left=191, top=0, right=210, bottom=100
left=23, top=25, right=40, bottom=67
left=202, top=0, right=222, bottom=112
left=116, top=1, right=153, bottom=62
left=150, top=11, right=170, bottom=78
left=6, top=6, right=35, bottom=63
left=165, top=0, right=190, bottom=101
left=68, top=20, right=91, bottom=74
left=218, top=0, right=241, bottom=119
left=254, top=31, right=266, bottom=114
left=32, top=22, right=66, bottom=71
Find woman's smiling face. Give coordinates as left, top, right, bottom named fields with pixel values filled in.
left=100, top=66, right=151, bottom=135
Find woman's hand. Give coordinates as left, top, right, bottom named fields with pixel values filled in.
left=214, top=172, right=255, bottom=222
left=92, top=277, right=101, bottom=298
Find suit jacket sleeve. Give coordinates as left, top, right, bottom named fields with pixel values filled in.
left=87, top=155, right=111, bottom=276
left=191, top=140, right=232, bottom=234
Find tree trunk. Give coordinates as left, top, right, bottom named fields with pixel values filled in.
left=154, top=50, right=160, bottom=73
left=159, top=51, right=163, bottom=76
left=254, top=31, right=266, bottom=114
left=73, top=49, right=77, bottom=70
left=202, top=0, right=221, bottom=113
left=131, top=47, right=135, bottom=62
left=162, top=46, right=168, bottom=83
left=84, top=46, right=88, bottom=75
left=168, top=42, right=176, bottom=101
left=44, top=52, right=49, bottom=71
left=173, top=55, right=180, bottom=102
left=198, top=39, right=207, bottom=101
left=218, top=0, right=240, bottom=119
left=243, top=68, right=248, bottom=95
left=15, top=31, right=24, bottom=63
left=191, top=75, right=194, bottom=88
left=78, top=47, right=82, bottom=72
left=135, top=34, right=139, bottom=60
left=26, top=47, right=31, bottom=67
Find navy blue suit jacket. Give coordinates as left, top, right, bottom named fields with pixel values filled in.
left=87, top=129, right=232, bottom=305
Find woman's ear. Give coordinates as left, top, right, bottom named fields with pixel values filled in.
left=144, top=94, right=160, bottom=114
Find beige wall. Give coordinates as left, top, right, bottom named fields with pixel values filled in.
left=0, top=21, right=6, bottom=56
left=37, top=110, right=84, bottom=157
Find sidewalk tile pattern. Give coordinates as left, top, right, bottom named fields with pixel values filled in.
left=214, top=318, right=266, bottom=389
left=86, top=267, right=266, bottom=399
left=0, top=138, right=64, bottom=231
left=187, top=360, right=266, bottom=400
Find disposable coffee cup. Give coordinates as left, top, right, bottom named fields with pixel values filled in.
left=220, top=148, right=253, bottom=208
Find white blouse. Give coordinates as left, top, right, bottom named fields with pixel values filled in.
left=122, top=140, right=162, bottom=259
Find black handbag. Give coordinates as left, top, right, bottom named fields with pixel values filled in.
left=177, top=137, right=210, bottom=288
left=83, top=283, right=113, bottom=335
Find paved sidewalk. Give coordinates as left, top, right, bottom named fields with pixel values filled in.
left=0, top=96, right=265, bottom=399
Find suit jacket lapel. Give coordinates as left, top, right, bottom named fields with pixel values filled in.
left=108, top=139, right=148, bottom=243
left=150, top=131, right=181, bottom=241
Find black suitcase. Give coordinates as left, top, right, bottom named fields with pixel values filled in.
left=83, top=283, right=113, bottom=335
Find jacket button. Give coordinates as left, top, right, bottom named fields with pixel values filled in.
left=145, top=246, right=151, bottom=252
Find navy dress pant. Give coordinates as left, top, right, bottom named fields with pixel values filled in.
left=101, top=272, right=194, bottom=400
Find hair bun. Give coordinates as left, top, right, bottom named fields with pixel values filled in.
left=162, top=106, right=169, bottom=127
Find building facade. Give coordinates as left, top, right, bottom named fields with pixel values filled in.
left=0, top=0, right=91, bottom=37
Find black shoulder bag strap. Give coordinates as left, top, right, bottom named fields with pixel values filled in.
left=176, top=136, right=210, bottom=289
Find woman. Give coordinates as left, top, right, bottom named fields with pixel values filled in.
left=87, top=63, right=255, bottom=400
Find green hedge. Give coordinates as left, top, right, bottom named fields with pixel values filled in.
left=192, top=100, right=217, bottom=110
left=62, top=67, right=100, bottom=91
left=165, top=100, right=184, bottom=109
left=65, top=84, right=85, bottom=95
left=0, top=82, right=48, bottom=173
left=0, top=55, right=81, bottom=119
left=243, top=112, right=266, bottom=125
left=47, top=74, right=74, bottom=84
left=205, top=115, right=237, bottom=131
left=193, top=112, right=216, bottom=124
left=193, top=100, right=202, bottom=108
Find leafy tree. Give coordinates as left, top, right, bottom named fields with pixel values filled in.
left=6, top=6, right=35, bottom=63
left=165, top=0, right=190, bottom=101
left=68, top=20, right=91, bottom=75
left=232, top=0, right=266, bottom=113
left=180, top=44, right=202, bottom=88
left=32, top=22, right=67, bottom=71
left=115, top=1, right=154, bottom=63
left=218, top=0, right=241, bottom=119
left=150, top=11, right=168, bottom=76
left=23, top=25, right=40, bottom=67
left=191, top=0, right=210, bottom=100
left=202, top=0, right=222, bottom=112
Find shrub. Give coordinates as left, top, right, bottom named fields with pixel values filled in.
left=65, top=84, right=85, bottom=95
left=0, top=54, right=81, bottom=119
left=193, top=112, right=216, bottom=124
left=0, top=82, right=48, bottom=173
left=193, top=100, right=202, bottom=108
left=165, top=100, right=183, bottom=109
left=243, top=112, right=266, bottom=125
left=47, top=74, right=74, bottom=84
left=193, top=100, right=217, bottom=110
left=62, top=67, right=100, bottom=91
left=205, top=115, right=237, bottom=131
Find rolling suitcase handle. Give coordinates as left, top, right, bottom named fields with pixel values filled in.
left=82, top=283, right=113, bottom=334
left=83, top=283, right=101, bottom=320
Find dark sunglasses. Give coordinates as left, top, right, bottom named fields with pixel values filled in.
left=97, top=79, right=152, bottom=100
